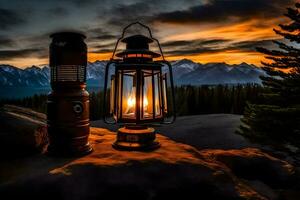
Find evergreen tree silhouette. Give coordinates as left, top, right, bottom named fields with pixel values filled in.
left=238, top=3, right=300, bottom=151
left=1, top=84, right=263, bottom=120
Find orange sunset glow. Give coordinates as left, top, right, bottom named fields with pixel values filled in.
left=166, top=50, right=265, bottom=66
left=86, top=18, right=286, bottom=67
left=87, top=21, right=280, bottom=66
left=0, top=0, right=295, bottom=68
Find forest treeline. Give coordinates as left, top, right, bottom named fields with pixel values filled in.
left=0, top=84, right=264, bottom=120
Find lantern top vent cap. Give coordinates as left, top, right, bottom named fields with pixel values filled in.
left=116, top=34, right=161, bottom=58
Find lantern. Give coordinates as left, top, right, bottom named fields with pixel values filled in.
left=103, top=22, right=176, bottom=151
left=47, top=32, right=92, bottom=156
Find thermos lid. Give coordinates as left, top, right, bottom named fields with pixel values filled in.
left=50, top=32, right=86, bottom=39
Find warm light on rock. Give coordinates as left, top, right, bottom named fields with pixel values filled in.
left=1, top=126, right=298, bottom=200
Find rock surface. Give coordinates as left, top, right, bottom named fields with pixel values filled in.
left=0, top=105, right=48, bottom=157
left=1, top=106, right=300, bottom=200
left=0, top=127, right=298, bottom=200
left=92, top=114, right=254, bottom=150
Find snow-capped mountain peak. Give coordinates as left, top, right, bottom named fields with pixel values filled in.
left=0, top=59, right=265, bottom=88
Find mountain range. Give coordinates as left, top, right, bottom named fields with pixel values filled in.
left=0, top=59, right=265, bottom=88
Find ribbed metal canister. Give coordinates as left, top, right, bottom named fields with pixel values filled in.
left=47, top=32, right=92, bottom=156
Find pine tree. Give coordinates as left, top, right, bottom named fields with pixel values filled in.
left=238, top=3, right=300, bottom=151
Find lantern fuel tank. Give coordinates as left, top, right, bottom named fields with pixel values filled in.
left=47, top=32, right=92, bottom=156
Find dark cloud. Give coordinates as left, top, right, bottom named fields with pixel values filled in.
left=162, top=40, right=193, bottom=47
left=97, top=0, right=199, bottom=33
left=232, top=40, right=276, bottom=51
left=89, top=48, right=112, bottom=53
left=92, top=42, right=116, bottom=49
left=86, top=27, right=116, bottom=39
left=0, top=0, right=292, bottom=64
left=89, top=38, right=276, bottom=57
left=164, top=39, right=276, bottom=56
left=47, top=7, right=69, bottom=17
left=162, top=38, right=231, bottom=56
left=162, top=39, right=230, bottom=48
left=67, top=0, right=100, bottom=7
left=201, top=39, right=231, bottom=45
left=0, top=48, right=46, bottom=59
left=93, top=35, right=117, bottom=40
left=0, top=36, right=15, bottom=47
left=0, top=8, right=26, bottom=30
left=105, top=2, right=157, bottom=28
left=153, top=0, right=294, bottom=24
left=19, top=33, right=52, bottom=51
left=86, top=27, right=117, bottom=50
left=165, top=47, right=224, bottom=56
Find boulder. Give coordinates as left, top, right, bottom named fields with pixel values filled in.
left=0, top=106, right=298, bottom=199
left=0, top=127, right=296, bottom=200
left=0, top=105, right=48, bottom=158
left=201, top=148, right=295, bottom=187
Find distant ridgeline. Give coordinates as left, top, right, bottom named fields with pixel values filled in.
left=0, top=84, right=264, bottom=119
left=0, top=59, right=265, bottom=98
left=0, top=59, right=265, bottom=117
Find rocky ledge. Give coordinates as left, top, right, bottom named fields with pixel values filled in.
left=0, top=105, right=300, bottom=200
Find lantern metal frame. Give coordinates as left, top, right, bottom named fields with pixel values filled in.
left=103, top=22, right=176, bottom=125
left=103, top=22, right=176, bottom=151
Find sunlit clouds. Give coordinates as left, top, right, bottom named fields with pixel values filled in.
left=167, top=51, right=265, bottom=66
left=0, top=0, right=295, bottom=68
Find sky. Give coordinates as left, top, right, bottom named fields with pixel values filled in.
left=0, top=0, right=296, bottom=68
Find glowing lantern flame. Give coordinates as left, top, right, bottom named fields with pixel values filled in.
left=127, top=96, right=136, bottom=108
left=143, top=97, right=148, bottom=108
left=126, top=95, right=149, bottom=112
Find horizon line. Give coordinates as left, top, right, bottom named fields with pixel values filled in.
left=0, top=58, right=261, bottom=69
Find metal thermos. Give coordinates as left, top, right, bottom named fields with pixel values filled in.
left=47, top=32, right=92, bottom=156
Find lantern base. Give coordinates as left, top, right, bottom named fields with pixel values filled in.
left=113, top=126, right=160, bottom=151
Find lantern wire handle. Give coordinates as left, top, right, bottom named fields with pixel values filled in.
left=111, top=22, right=165, bottom=61
left=105, top=22, right=176, bottom=124
left=103, top=60, right=117, bottom=124
left=158, top=60, right=176, bottom=124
